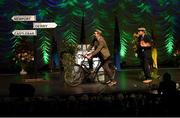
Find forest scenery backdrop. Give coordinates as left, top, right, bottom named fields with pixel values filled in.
left=0, top=0, right=179, bottom=73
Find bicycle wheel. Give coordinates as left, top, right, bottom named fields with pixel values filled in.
left=64, top=64, right=84, bottom=87
left=95, top=71, right=106, bottom=84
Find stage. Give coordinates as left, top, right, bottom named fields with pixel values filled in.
left=0, top=68, right=179, bottom=97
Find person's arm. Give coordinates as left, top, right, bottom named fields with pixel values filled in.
left=140, top=35, right=153, bottom=47
left=140, top=40, right=151, bottom=47
left=87, top=44, right=93, bottom=52
left=86, top=38, right=96, bottom=51
left=91, top=38, right=104, bottom=56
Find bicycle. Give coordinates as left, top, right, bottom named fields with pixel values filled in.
left=64, top=54, right=116, bottom=87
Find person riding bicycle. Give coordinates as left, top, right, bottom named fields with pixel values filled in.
left=84, top=29, right=117, bottom=86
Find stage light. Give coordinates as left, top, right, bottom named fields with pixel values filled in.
left=64, top=30, right=78, bottom=44
left=98, top=0, right=106, bottom=4
left=120, top=31, right=131, bottom=58
left=84, top=1, right=93, bottom=9
left=72, top=9, right=84, bottom=17
left=137, top=2, right=151, bottom=13
left=54, top=16, right=64, bottom=25
left=164, top=15, right=176, bottom=55
left=40, top=35, right=51, bottom=64
left=37, top=8, right=50, bottom=20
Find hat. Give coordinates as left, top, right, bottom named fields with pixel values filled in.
left=95, top=29, right=102, bottom=34
left=138, top=27, right=146, bottom=31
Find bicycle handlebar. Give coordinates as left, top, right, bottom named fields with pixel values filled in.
left=77, top=54, right=88, bottom=60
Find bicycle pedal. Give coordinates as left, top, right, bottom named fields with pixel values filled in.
left=90, top=70, right=95, bottom=73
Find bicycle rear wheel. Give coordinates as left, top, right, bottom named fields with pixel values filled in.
left=64, top=64, right=84, bottom=87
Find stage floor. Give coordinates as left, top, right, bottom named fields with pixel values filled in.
left=0, top=68, right=179, bottom=97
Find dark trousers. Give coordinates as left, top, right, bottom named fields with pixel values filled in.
left=98, top=57, right=114, bottom=81
left=140, top=49, right=153, bottom=80
left=88, top=59, right=93, bottom=70
left=88, top=57, right=114, bottom=81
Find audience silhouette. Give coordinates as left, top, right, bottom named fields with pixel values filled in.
left=158, top=72, right=177, bottom=96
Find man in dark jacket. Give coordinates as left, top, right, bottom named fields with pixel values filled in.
left=137, top=27, right=153, bottom=83
left=158, top=72, right=177, bottom=95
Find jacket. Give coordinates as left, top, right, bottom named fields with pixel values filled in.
left=87, top=36, right=110, bottom=60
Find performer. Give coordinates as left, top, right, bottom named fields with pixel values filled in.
left=136, top=27, right=153, bottom=83
left=132, top=32, right=140, bottom=57
left=151, top=36, right=160, bottom=79
left=151, top=30, right=160, bottom=79
left=84, top=29, right=117, bottom=86
left=152, top=45, right=158, bottom=69
left=86, top=37, right=96, bottom=72
left=151, top=30, right=158, bottom=69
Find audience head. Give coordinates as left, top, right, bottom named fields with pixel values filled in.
left=163, top=72, right=171, bottom=81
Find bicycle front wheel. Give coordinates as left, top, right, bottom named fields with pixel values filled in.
left=64, top=64, right=84, bottom=87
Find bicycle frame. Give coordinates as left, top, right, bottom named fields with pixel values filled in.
left=64, top=53, right=115, bottom=86
left=77, top=54, right=102, bottom=79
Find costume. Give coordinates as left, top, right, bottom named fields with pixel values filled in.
left=87, top=36, right=114, bottom=82
left=137, top=34, right=153, bottom=80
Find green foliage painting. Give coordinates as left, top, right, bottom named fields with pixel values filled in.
left=0, top=0, right=179, bottom=69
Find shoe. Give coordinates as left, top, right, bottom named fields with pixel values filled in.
left=108, top=80, right=117, bottom=87
left=90, top=69, right=95, bottom=73
left=111, top=70, right=116, bottom=79
left=106, top=80, right=111, bottom=84
left=143, top=79, right=152, bottom=84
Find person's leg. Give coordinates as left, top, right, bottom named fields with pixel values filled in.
left=103, top=60, right=114, bottom=77
left=152, top=47, right=158, bottom=69
left=142, top=50, right=153, bottom=83
left=102, top=60, right=116, bottom=86
left=142, top=59, right=152, bottom=83
left=88, top=59, right=93, bottom=71
left=151, top=48, right=160, bottom=79
left=139, top=54, right=148, bottom=79
left=144, top=58, right=151, bottom=78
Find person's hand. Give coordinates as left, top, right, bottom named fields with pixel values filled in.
left=140, top=40, right=151, bottom=47
left=84, top=53, right=92, bottom=59
left=133, top=33, right=139, bottom=38
left=84, top=51, right=90, bottom=55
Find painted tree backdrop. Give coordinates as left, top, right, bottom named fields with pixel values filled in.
left=0, top=0, right=179, bottom=72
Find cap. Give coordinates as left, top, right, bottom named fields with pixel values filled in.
left=95, top=29, right=102, bottom=34
left=138, top=27, right=146, bottom=31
